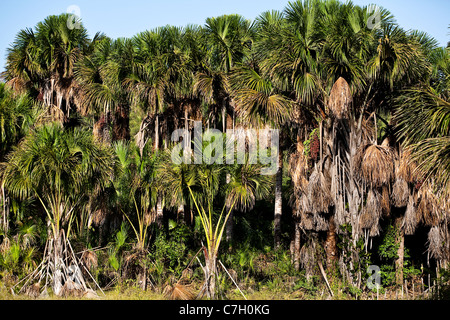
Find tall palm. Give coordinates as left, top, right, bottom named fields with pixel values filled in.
left=195, top=14, right=254, bottom=131
left=75, top=37, right=133, bottom=142
left=0, top=83, right=37, bottom=234
left=224, top=160, right=273, bottom=242
left=229, top=63, right=293, bottom=249
left=127, top=26, right=197, bottom=226
left=157, top=149, right=197, bottom=226
left=1, top=124, right=115, bottom=295
left=5, top=14, right=93, bottom=121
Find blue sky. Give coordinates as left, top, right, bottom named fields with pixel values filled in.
left=0, top=0, right=449, bottom=72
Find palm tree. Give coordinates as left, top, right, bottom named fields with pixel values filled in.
left=127, top=26, right=193, bottom=227
left=229, top=63, right=292, bottom=249
left=157, top=149, right=197, bottom=226
left=195, top=14, right=254, bottom=131
left=113, top=141, right=159, bottom=289
left=393, top=46, right=450, bottom=270
left=75, top=37, right=133, bottom=143
left=223, top=159, right=273, bottom=243
left=5, top=14, right=94, bottom=122
left=1, top=124, right=115, bottom=295
left=0, top=83, right=37, bottom=234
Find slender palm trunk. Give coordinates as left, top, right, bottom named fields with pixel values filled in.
left=395, top=217, right=405, bottom=287
left=52, top=231, right=64, bottom=296
left=293, top=219, right=301, bottom=271
left=274, top=151, right=283, bottom=249
left=325, top=215, right=338, bottom=270
left=226, top=174, right=234, bottom=243
left=202, top=252, right=218, bottom=300
left=154, top=114, right=160, bottom=151
left=1, top=186, right=9, bottom=234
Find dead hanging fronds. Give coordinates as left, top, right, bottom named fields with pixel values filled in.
left=360, top=189, right=382, bottom=236
left=314, top=213, right=329, bottom=232
left=328, top=77, right=352, bottom=119
left=299, top=235, right=321, bottom=279
left=396, top=148, right=420, bottom=184
left=427, top=226, right=446, bottom=260
left=403, top=196, right=418, bottom=236
left=300, top=208, right=315, bottom=231
left=304, top=166, right=334, bottom=215
left=354, top=144, right=395, bottom=188
left=417, top=182, right=441, bottom=227
left=334, top=196, right=348, bottom=231
left=391, top=178, right=410, bottom=208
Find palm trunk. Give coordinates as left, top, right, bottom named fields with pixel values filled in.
left=154, top=114, right=160, bottom=151
left=293, top=219, right=301, bottom=271
left=325, top=215, right=338, bottom=270
left=225, top=174, right=234, bottom=243
left=202, top=253, right=218, bottom=300
left=51, top=231, right=64, bottom=296
left=1, top=186, right=9, bottom=235
left=113, top=105, right=130, bottom=142
left=274, top=151, right=283, bottom=250
left=395, top=217, right=405, bottom=287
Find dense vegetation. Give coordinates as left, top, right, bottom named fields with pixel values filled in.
left=0, top=0, right=449, bottom=300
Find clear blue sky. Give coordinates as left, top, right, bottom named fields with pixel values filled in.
left=0, top=0, right=449, bottom=73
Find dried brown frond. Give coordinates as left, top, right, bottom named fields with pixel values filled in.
left=299, top=240, right=317, bottom=277
left=354, top=144, right=395, bottom=188
left=391, top=178, right=409, bottom=208
left=313, top=213, right=329, bottom=232
left=403, top=196, right=418, bottom=236
left=334, top=196, right=347, bottom=230
left=427, top=226, right=445, bottom=260
left=163, top=282, right=196, bottom=301
left=300, top=209, right=314, bottom=231
left=369, top=222, right=381, bottom=237
left=304, top=167, right=333, bottom=214
left=60, top=279, right=84, bottom=298
left=92, top=208, right=107, bottom=226
left=360, top=189, right=382, bottom=231
left=290, top=145, right=309, bottom=218
left=328, top=77, right=352, bottom=119
left=396, top=149, right=419, bottom=183
left=81, top=250, right=98, bottom=271
left=417, top=183, right=441, bottom=227
left=25, top=283, right=41, bottom=299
